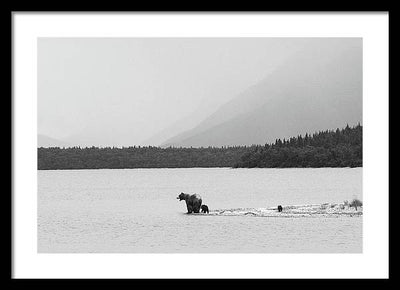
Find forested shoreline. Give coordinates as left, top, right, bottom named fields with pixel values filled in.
left=38, top=124, right=362, bottom=170
left=233, top=124, right=362, bottom=168
left=38, top=146, right=249, bottom=169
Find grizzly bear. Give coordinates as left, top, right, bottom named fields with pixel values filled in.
left=177, top=192, right=202, bottom=214
left=277, top=205, right=283, bottom=212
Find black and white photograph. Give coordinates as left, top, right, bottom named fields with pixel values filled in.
left=37, top=37, right=363, bottom=253
left=12, top=12, right=389, bottom=279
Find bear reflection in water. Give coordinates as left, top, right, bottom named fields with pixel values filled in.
left=177, top=192, right=202, bottom=214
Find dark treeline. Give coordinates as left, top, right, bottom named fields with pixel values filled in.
left=38, top=124, right=362, bottom=170
left=233, top=124, right=362, bottom=168
left=38, top=145, right=249, bottom=170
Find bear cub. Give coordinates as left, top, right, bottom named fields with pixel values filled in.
left=201, top=205, right=209, bottom=214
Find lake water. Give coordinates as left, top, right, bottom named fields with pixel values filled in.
left=38, top=168, right=362, bottom=253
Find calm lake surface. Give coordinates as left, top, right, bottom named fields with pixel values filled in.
left=38, top=168, right=362, bottom=253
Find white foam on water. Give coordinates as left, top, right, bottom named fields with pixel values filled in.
left=204, top=203, right=363, bottom=218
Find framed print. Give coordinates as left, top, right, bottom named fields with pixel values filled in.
left=12, top=11, right=389, bottom=279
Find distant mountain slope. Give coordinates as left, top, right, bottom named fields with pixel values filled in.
left=38, top=134, right=71, bottom=148
left=140, top=96, right=231, bottom=146
left=162, top=40, right=362, bottom=147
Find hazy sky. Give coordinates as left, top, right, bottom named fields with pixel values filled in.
left=38, top=38, right=355, bottom=147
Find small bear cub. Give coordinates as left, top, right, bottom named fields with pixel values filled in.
left=201, top=205, right=209, bottom=214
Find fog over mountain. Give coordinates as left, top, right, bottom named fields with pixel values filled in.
left=161, top=39, right=362, bottom=148
left=38, top=38, right=361, bottom=148
left=39, top=38, right=303, bottom=148
left=38, top=134, right=72, bottom=148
